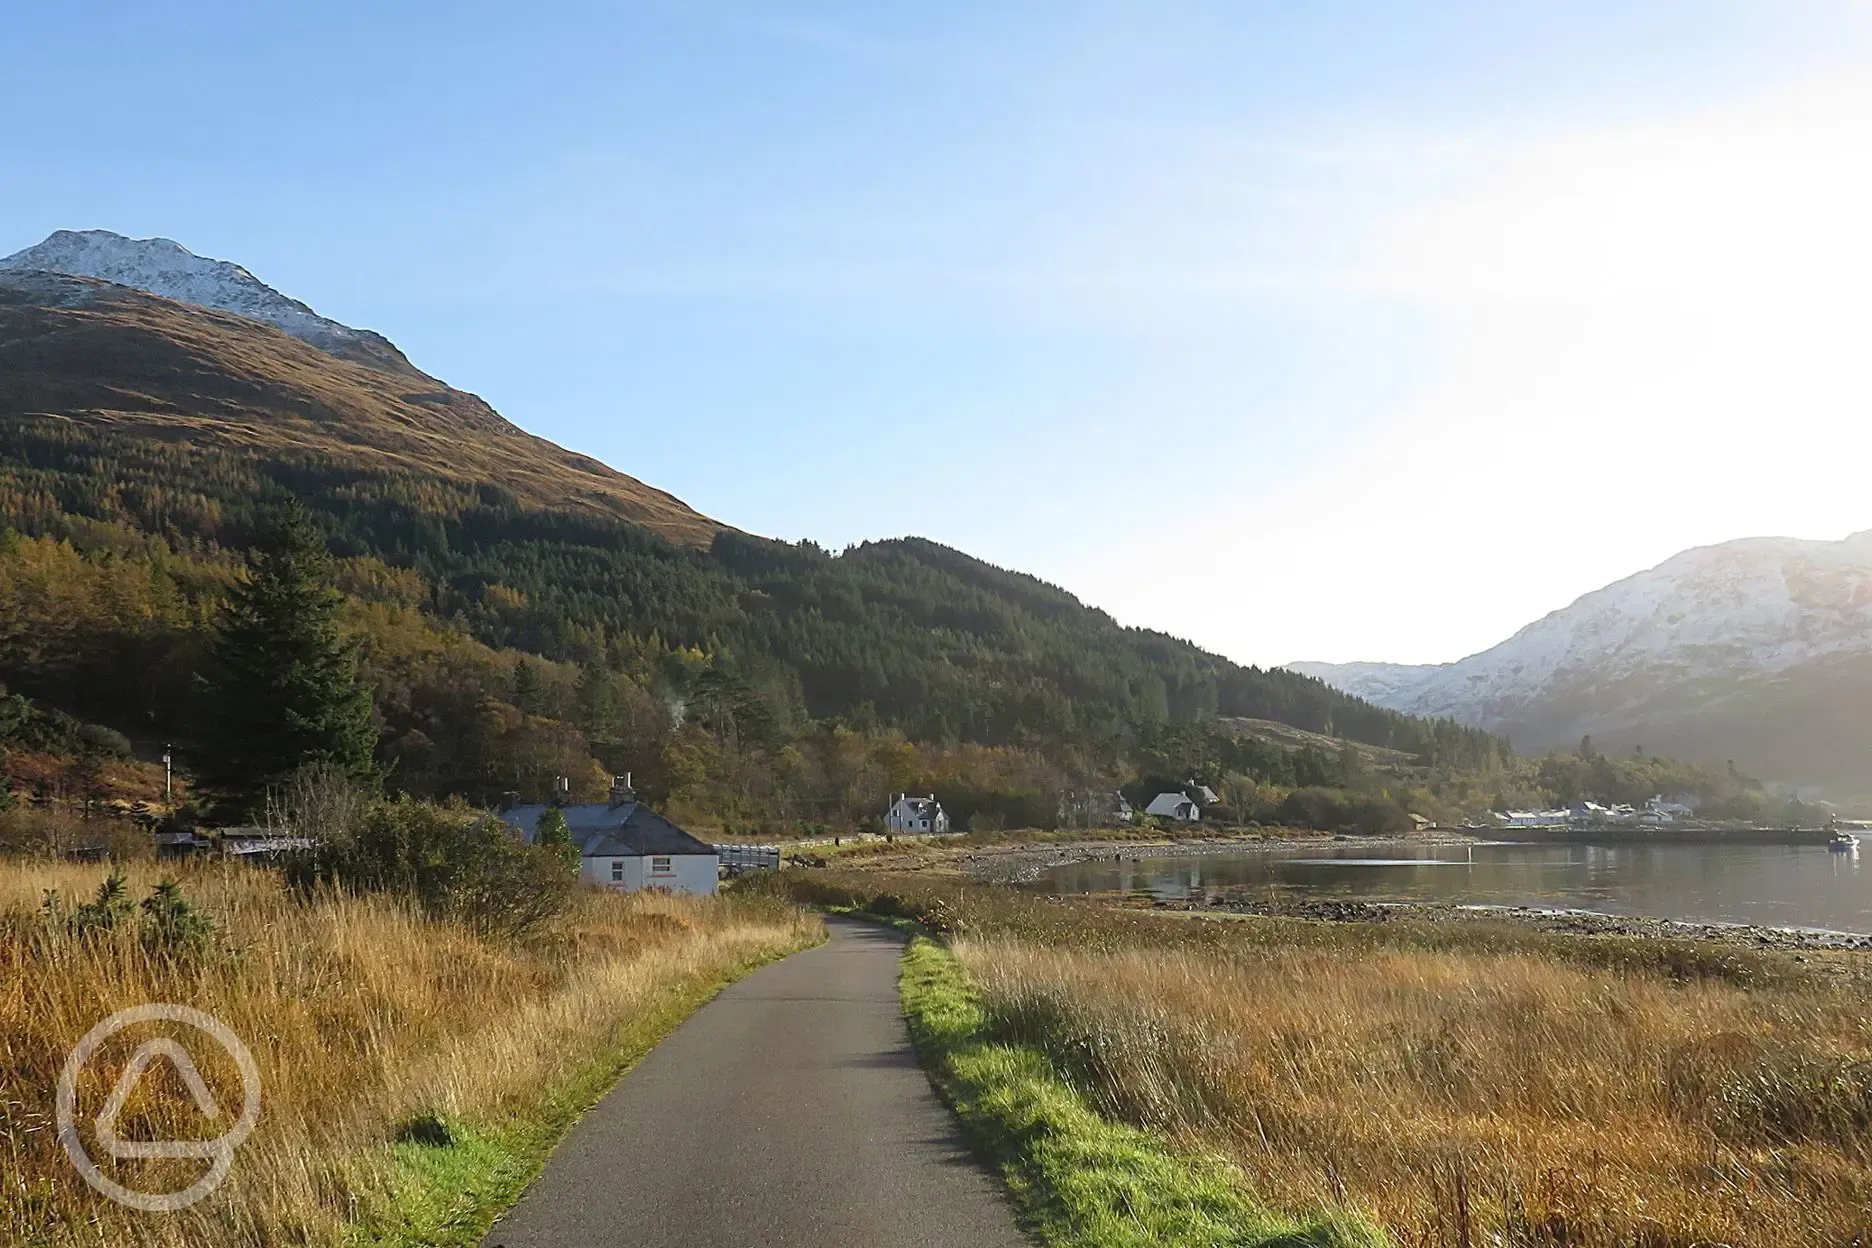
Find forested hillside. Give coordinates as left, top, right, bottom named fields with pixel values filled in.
left=1, top=261, right=1511, bottom=830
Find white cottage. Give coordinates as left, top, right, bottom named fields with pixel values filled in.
left=886, top=793, right=950, bottom=834
left=1145, top=791, right=1201, bottom=822
left=500, top=778, right=719, bottom=895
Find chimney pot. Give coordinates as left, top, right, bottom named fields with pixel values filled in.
left=609, top=774, right=635, bottom=809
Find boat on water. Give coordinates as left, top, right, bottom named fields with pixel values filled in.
left=1828, top=832, right=1858, bottom=852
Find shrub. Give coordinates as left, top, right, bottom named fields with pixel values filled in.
left=286, top=797, right=573, bottom=935
left=41, top=872, right=215, bottom=956
left=1275, top=787, right=1413, bottom=835
left=75, top=722, right=132, bottom=759
left=139, top=877, right=216, bottom=955
left=62, top=870, right=134, bottom=935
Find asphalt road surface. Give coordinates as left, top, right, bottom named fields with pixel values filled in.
left=481, top=917, right=1029, bottom=1248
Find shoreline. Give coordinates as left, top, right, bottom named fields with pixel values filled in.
left=933, top=833, right=1872, bottom=951
left=1147, top=894, right=1872, bottom=951
left=958, top=831, right=1480, bottom=884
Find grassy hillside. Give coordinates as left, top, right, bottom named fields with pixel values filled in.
left=0, top=272, right=721, bottom=548
left=1492, top=651, right=1872, bottom=799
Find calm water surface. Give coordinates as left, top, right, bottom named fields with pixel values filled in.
left=1040, top=839, right=1872, bottom=934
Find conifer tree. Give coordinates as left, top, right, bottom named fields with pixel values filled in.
left=198, top=509, right=377, bottom=815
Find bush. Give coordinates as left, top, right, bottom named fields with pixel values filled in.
left=1275, top=787, right=1413, bottom=835
left=75, top=722, right=133, bottom=759
left=286, top=797, right=573, bottom=935
left=140, top=877, right=216, bottom=955
left=42, top=872, right=216, bottom=956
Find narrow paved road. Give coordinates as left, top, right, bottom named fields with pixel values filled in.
left=481, top=918, right=1029, bottom=1248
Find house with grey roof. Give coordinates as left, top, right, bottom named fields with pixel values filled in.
left=885, top=793, right=950, bottom=834
left=1144, top=791, right=1201, bottom=822
left=499, top=777, right=719, bottom=895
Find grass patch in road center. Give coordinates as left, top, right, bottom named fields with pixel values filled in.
left=898, top=935, right=1385, bottom=1248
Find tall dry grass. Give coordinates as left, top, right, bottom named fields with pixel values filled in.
left=0, top=860, right=820, bottom=1246
left=955, top=933, right=1872, bottom=1247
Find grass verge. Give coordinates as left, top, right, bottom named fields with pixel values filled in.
left=4, top=862, right=822, bottom=1247
left=897, top=934, right=1385, bottom=1248
left=349, top=941, right=812, bottom=1246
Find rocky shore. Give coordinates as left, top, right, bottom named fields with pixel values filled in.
left=959, top=832, right=1475, bottom=885
left=1141, top=894, right=1872, bottom=951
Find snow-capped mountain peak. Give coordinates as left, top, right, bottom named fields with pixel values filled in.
left=1288, top=530, right=1872, bottom=788
left=0, top=229, right=409, bottom=370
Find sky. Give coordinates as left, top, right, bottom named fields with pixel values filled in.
left=6, top=1, right=1872, bottom=667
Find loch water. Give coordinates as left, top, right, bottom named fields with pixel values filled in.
left=1039, top=839, right=1872, bottom=934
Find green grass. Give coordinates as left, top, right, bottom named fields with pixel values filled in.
left=898, top=935, right=1388, bottom=1248
left=345, top=940, right=817, bottom=1247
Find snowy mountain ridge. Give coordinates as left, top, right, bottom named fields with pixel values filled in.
left=1289, top=531, right=1872, bottom=767
left=0, top=229, right=411, bottom=370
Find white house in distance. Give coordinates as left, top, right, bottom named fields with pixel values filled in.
left=1145, top=791, right=1201, bottom=822
left=499, top=777, right=719, bottom=895
left=886, top=793, right=950, bottom=834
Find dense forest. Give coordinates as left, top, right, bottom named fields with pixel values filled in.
left=0, top=409, right=1528, bottom=827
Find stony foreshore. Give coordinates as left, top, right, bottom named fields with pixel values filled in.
left=1161, top=894, right=1872, bottom=951
left=958, top=832, right=1477, bottom=885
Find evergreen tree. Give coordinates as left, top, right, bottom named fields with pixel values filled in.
left=512, top=658, right=545, bottom=715
left=533, top=806, right=580, bottom=872
left=198, top=510, right=377, bottom=815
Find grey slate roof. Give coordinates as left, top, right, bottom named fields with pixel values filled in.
left=499, top=801, right=718, bottom=859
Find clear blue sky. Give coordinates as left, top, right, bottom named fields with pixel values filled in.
left=7, top=2, right=1871, bottom=665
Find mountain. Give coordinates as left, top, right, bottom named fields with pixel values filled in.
left=1, top=229, right=416, bottom=373
left=0, top=229, right=1487, bottom=779
left=1285, top=660, right=1445, bottom=708
left=1290, top=534, right=1872, bottom=792
left=0, top=238, right=721, bottom=548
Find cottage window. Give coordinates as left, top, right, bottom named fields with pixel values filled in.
left=651, top=855, right=673, bottom=874
left=611, top=859, right=624, bottom=882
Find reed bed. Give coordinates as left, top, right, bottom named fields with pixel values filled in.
left=767, top=870, right=1872, bottom=1246
left=0, top=860, right=820, bottom=1246
left=953, top=935, right=1872, bottom=1246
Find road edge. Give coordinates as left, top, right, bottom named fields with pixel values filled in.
left=896, top=933, right=1389, bottom=1248
left=344, top=930, right=824, bottom=1248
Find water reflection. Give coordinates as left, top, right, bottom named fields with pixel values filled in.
left=1041, top=840, right=1871, bottom=934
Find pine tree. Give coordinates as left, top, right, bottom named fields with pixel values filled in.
left=512, top=658, right=545, bottom=715
left=533, top=806, right=579, bottom=872
left=198, top=509, right=377, bottom=815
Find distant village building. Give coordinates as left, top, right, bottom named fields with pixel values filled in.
left=1145, top=791, right=1201, bottom=822
left=1495, top=809, right=1571, bottom=828
left=499, top=776, right=719, bottom=895
left=886, top=794, right=950, bottom=834
left=1567, top=801, right=1637, bottom=824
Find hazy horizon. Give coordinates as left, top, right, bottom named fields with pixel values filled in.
left=8, top=2, right=1871, bottom=668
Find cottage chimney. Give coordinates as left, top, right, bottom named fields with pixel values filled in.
left=550, top=776, right=570, bottom=806
left=497, top=791, right=521, bottom=814
left=609, top=773, right=635, bottom=809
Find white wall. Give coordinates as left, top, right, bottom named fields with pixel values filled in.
left=579, top=854, right=718, bottom=896
left=887, top=802, right=946, bottom=833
